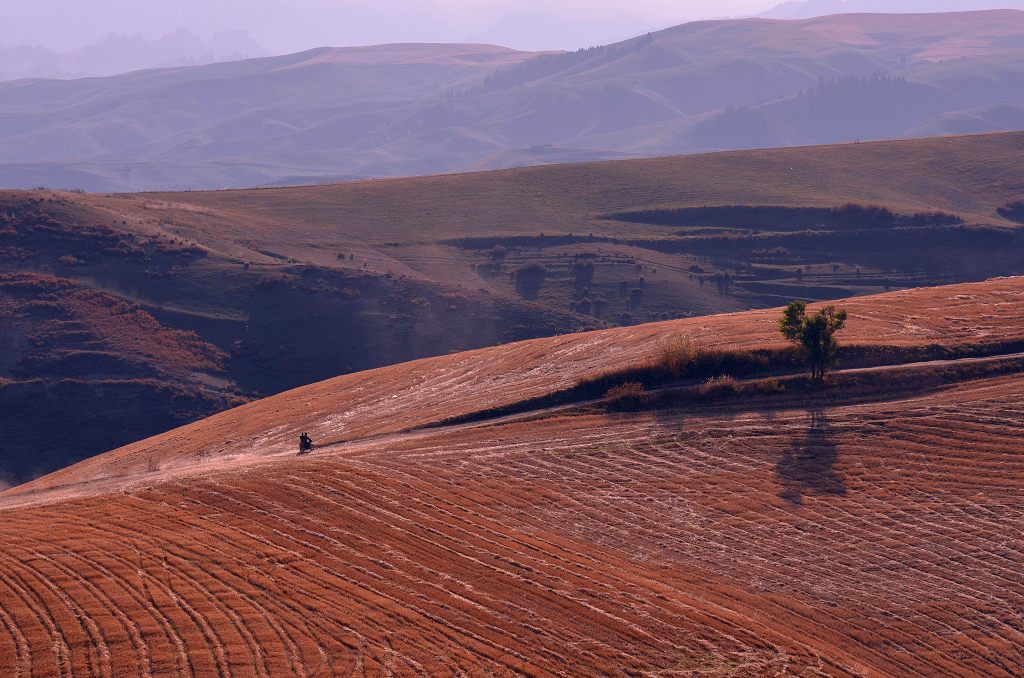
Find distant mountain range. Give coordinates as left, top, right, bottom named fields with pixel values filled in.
left=3, top=10, right=1024, bottom=191
left=0, top=29, right=267, bottom=81
left=763, top=0, right=1024, bottom=19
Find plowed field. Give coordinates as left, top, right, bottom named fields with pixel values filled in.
left=2, top=279, right=1024, bottom=676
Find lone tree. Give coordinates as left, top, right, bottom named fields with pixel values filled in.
left=779, top=300, right=848, bottom=381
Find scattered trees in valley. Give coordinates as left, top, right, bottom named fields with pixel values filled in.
left=779, top=301, right=848, bottom=381
left=514, top=263, right=547, bottom=299
left=997, top=200, right=1024, bottom=224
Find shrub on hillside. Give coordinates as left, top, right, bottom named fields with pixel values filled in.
left=657, top=338, right=701, bottom=377
left=697, top=375, right=740, bottom=397
left=573, top=261, right=595, bottom=291
left=514, top=263, right=547, bottom=299
left=997, top=200, right=1024, bottom=224
left=604, top=382, right=647, bottom=410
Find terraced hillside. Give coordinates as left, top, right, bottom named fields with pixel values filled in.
left=144, top=131, right=1024, bottom=314
left=0, top=273, right=244, bottom=484
left=2, top=278, right=1023, bottom=675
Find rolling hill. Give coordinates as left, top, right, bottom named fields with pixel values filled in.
left=5, top=130, right=1024, bottom=483
left=763, top=0, right=1024, bottom=19
left=0, top=186, right=596, bottom=483
left=0, top=42, right=548, bottom=191
left=5, top=11, right=1024, bottom=190
left=2, top=277, right=1023, bottom=675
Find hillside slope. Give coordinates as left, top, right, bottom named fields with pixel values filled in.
left=2, top=278, right=1023, bottom=675
left=0, top=273, right=244, bottom=485
left=0, top=43, right=547, bottom=191
left=0, top=188, right=595, bottom=483
left=5, top=11, right=1024, bottom=190
left=138, top=131, right=1024, bottom=317
left=6, top=131, right=1024, bottom=482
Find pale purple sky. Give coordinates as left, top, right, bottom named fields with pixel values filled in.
left=1, top=0, right=777, bottom=53
left=2, top=0, right=1017, bottom=53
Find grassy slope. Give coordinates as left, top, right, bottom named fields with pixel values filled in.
left=2, top=277, right=1023, bottom=676
left=105, top=131, right=1024, bottom=320
left=137, top=131, right=1024, bottom=243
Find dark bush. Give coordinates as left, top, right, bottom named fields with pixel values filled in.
left=514, top=263, right=547, bottom=299
left=573, top=261, right=595, bottom=291
left=605, top=382, right=647, bottom=410
left=997, top=200, right=1024, bottom=224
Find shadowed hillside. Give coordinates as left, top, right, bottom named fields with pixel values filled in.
left=0, top=188, right=596, bottom=482
left=2, top=277, right=1023, bottom=675
left=0, top=273, right=244, bottom=484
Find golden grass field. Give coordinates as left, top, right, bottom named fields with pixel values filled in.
left=2, top=277, right=1023, bottom=676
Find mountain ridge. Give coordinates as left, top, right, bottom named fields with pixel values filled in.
left=4, top=10, right=1024, bottom=190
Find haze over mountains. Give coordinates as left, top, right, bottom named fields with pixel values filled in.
left=763, top=0, right=1024, bottom=18
left=3, top=10, right=1024, bottom=190
left=0, top=30, right=267, bottom=81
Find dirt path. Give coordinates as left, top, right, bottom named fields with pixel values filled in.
left=6, top=347, right=1021, bottom=514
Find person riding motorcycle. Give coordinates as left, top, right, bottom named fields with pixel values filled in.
left=299, top=432, right=314, bottom=454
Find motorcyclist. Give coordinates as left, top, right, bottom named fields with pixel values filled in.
left=299, top=432, right=314, bottom=454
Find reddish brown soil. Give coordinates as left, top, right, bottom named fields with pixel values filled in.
left=1, top=279, right=1023, bottom=676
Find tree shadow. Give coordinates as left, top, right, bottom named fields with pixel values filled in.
left=776, top=408, right=847, bottom=505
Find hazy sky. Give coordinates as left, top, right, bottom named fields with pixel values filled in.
left=5, top=0, right=1017, bottom=53
left=1, top=0, right=780, bottom=53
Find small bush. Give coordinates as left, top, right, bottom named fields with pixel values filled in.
left=997, top=200, right=1024, bottom=224
left=573, top=261, right=595, bottom=291
left=697, top=375, right=739, bottom=398
left=604, top=382, right=647, bottom=410
left=657, top=337, right=701, bottom=377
